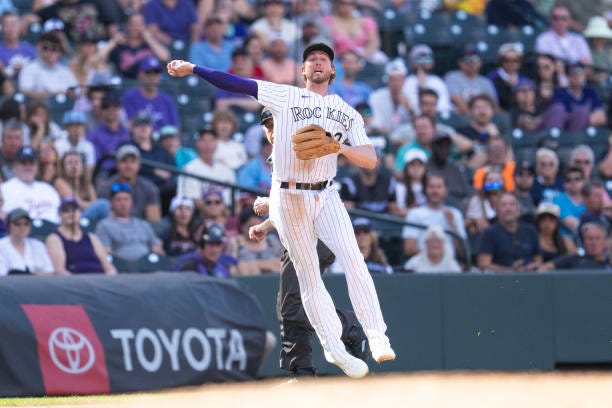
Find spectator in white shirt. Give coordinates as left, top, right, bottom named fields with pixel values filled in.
left=54, top=110, right=97, bottom=175
left=0, top=146, right=61, bottom=223
left=403, top=173, right=467, bottom=259
left=176, top=127, right=236, bottom=212
left=18, top=32, right=78, bottom=100
left=0, top=208, right=54, bottom=276
left=404, top=44, right=452, bottom=115
left=404, top=225, right=462, bottom=273
left=535, top=4, right=592, bottom=64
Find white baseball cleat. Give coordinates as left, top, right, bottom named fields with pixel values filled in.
left=370, top=338, right=396, bottom=364
left=324, top=351, right=369, bottom=379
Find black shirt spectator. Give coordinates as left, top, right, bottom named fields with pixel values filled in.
left=479, top=221, right=540, bottom=268
left=478, top=192, right=542, bottom=271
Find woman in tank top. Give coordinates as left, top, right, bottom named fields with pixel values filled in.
left=45, top=197, right=117, bottom=275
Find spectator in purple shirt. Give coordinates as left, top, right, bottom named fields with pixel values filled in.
left=541, top=62, right=607, bottom=131
left=173, top=222, right=237, bottom=278
left=86, top=92, right=130, bottom=168
left=143, top=0, right=198, bottom=46
left=0, top=11, right=36, bottom=79
left=121, top=56, right=179, bottom=131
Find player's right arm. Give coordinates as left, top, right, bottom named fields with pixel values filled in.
left=167, top=60, right=258, bottom=98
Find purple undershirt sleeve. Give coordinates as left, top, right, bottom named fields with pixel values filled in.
left=192, top=65, right=258, bottom=99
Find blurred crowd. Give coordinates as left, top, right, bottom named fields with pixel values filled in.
left=0, top=0, right=612, bottom=277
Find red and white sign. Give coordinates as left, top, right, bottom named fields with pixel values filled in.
left=21, top=305, right=110, bottom=395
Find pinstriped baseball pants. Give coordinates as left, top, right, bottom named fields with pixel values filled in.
left=269, top=183, right=388, bottom=358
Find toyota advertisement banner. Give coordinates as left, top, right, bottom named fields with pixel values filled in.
left=0, top=273, right=268, bottom=397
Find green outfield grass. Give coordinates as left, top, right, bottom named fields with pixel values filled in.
left=0, top=393, right=141, bottom=406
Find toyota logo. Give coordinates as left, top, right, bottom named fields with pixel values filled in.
left=48, top=327, right=95, bottom=374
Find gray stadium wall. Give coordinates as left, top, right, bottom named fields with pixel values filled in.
left=237, top=271, right=612, bottom=377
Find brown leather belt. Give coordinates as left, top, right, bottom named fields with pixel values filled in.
left=279, top=180, right=332, bottom=190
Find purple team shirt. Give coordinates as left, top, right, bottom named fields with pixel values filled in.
left=86, top=123, right=130, bottom=169
left=122, top=88, right=179, bottom=130
left=142, top=0, right=197, bottom=43
left=0, top=41, right=37, bottom=68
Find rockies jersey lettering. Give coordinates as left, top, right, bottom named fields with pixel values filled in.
left=255, top=80, right=369, bottom=183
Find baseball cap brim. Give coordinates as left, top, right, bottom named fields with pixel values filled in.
left=302, top=43, right=334, bottom=62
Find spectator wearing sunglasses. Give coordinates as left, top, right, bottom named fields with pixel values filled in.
left=121, top=56, right=179, bottom=131
left=465, top=168, right=504, bottom=235
left=552, top=167, right=586, bottom=236
left=568, top=145, right=594, bottom=180
left=444, top=44, right=497, bottom=115
left=95, top=182, right=163, bottom=262
left=0, top=208, right=53, bottom=276
left=18, top=32, right=77, bottom=100
left=45, top=197, right=117, bottom=275
left=96, top=143, right=162, bottom=223
left=535, top=4, right=592, bottom=65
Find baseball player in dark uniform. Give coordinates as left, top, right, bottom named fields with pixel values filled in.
left=251, top=108, right=368, bottom=378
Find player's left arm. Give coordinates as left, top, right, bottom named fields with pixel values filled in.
left=338, top=144, right=377, bottom=169
left=339, top=107, right=378, bottom=169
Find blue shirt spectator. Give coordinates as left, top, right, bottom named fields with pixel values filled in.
left=121, top=57, right=179, bottom=130
left=143, top=0, right=197, bottom=44
left=237, top=139, right=272, bottom=192
left=188, top=15, right=234, bottom=72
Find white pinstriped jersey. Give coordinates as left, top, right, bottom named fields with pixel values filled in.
left=255, top=80, right=370, bottom=183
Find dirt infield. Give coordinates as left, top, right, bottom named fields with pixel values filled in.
left=33, top=372, right=612, bottom=408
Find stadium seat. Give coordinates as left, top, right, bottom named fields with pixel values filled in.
left=404, top=11, right=454, bottom=48
left=29, top=219, right=58, bottom=241
left=581, top=126, right=609, bottom=149
left=356, top=61, right=385, bottom=89
left=13, top=0, right=33, bottom=14
left=48, top=93, right=74, bottom=123
left=170, top=40, right=189, bottom=61
left=510, top=128, right=545, bottom=162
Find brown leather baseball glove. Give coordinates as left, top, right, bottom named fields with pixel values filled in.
left=291, top=124, right=340, bottom=160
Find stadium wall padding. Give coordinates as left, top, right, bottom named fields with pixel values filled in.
left=0, top=273, right=268, bottom=397
left=238, top=271, right=612, bottom=377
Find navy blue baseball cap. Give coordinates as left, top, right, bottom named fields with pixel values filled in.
left=139, top=56, right=162, bottom=72
left=260, top=107, right=273, bottom=124
left=15, top=146, right=36, bottom=162
left=201, top=223, right=225, bottom=244
left=303, top=42, right=334, bottom=62
left=59, top=197, right=79, bottom=211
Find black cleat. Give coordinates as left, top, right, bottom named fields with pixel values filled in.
left=343, top=324, right=369, bottom=363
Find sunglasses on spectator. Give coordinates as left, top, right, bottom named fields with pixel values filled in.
left=144, top=69, right=162, bottom=75
left=573, top=159, right=591, bottom=165
left=538, top=161, right=555, bottom=167
left=205, top=199, right=222, bottom=206
left=41, top=44, right=60, bottom=52
left=551, top=14, right=569, bottom=21
left=111, top=183, right=131, bottom=194
left=462, top=55, right=480, bottom=63
left=354, top=227, right=370, bottom=234
left=12, top=220, right=31, bottom=227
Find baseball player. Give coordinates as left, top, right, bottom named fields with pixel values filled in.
left=167, top=42, right=395, bottom=378
left=252, top=108, right=368, bottom=378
